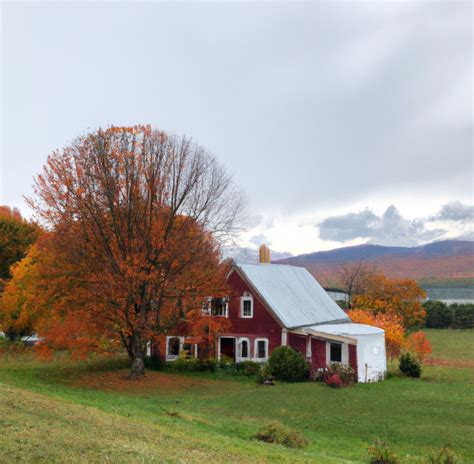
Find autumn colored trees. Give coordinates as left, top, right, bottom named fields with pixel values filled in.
left=25, top=125, right=244, bottom=377
left=0, top=245, right=42, bottom=340
left=0, top=207, right=41, bottom=340
left=352, top=274, right=426, bottom=328
left=336, top=262, right=374, bottom=309
left=0, top=206, right=40, bottom=282
left=347, top=309, right=406, bottom=358
left=345, top=271, right=430, bottom=359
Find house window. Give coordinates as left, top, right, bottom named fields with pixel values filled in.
left=166, top=336, right=182, bottom=360
left=330, top=343, right=342, bottom=363
left=202, top=297, right=228, bottom=317
left=239, top=338, right=250, bottom=360
left=182, top=343, right=193, bottom=358
left=241, top=296, right=253, bottom=318
left=254, top=338, right=268, bottom=360
left=211, top=297, right=228, bottom=317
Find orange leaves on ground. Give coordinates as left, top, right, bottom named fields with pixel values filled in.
left=348, top=309, right=406, bottom=359
left=407, top=331, right=432, bottom=361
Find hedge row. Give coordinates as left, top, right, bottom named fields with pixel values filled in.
left=423, top=301, right=474, bottom=329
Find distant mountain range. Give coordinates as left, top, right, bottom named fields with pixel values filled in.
left=275, top=240, right=474, bottom=287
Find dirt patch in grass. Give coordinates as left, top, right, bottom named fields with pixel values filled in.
left=426, top=358, right=474, bottom=368
left=72, top=369, right=239, bottom=395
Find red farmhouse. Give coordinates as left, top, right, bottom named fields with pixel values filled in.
left=158, top=246, right=387, bottom=383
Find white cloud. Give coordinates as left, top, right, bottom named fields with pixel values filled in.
left=318, top=202, right=474, bottom=248
left=431, top=201, right=474, bottom=223
left=319, top=205, right=446, bottom=246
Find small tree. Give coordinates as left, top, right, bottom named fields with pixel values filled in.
left=399, top=353, right=421, bottom=378
left=406, top=331, right=432, bottom=362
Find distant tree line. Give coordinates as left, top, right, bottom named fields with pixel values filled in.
left=423, top=301, right=474, bottom=329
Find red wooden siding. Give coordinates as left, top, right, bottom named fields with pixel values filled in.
left=349, top=344, right=358, bottom=377
left=225, top=270, right=283, bottom=356
left=287, top=333, right=307, bottom=356
left=310, top=338, right=327, bottom=369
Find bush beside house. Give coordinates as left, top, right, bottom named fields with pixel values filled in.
left=267, top=346, right=309, bottom=382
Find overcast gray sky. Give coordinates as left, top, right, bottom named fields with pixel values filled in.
left=1, top=1, right=472, bottom=254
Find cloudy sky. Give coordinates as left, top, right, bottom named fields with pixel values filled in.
left=1, top=1, right=472, bottom=255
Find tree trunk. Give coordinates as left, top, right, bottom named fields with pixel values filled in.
left=128, top=331, right=145, bottom=379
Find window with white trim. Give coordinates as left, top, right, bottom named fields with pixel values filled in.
left=238, top=338, right=250, bottom=360
left=166, top=336, right=183, bottom=361
left=330, top=342, right=342, bottom=363
left=240, top=295, right=253, bottom=318
left=254, top=338, right=269, bottom=360
left=211, top=297, right=228, bottom=317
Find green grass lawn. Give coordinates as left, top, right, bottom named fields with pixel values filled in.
left=424, top=328, right=474, bottom=361
left=1, top=329, right=473, bottom=463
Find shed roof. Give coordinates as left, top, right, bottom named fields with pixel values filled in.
left=236, top=263, right=351, bottom=329
left=309, top=323, right=384, bottom=336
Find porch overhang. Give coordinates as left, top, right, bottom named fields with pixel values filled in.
left=289, top=327, right=357, bottom=345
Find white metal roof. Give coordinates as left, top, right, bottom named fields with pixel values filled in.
left=236, top=263, right=351, bottom=328
left=309, top=323, right=384, bottom=337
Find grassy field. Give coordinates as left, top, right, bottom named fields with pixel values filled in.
left=1, top=329, right=473, bottom=463
left=425, top=329, right=474, bottom=362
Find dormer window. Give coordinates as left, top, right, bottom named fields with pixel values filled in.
left=240, top=294, right=253, bottom=318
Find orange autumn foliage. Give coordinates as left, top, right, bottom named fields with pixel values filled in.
left=0, top=245, right=42, bottom=338
left=27, top=125, right=244, bottom=376
left=0, top=205, right=41, bottom=282
left=407, top=331, right=432, bottom=361
left=347, top=309, right=406, bottom=359
left=1, top=237, right=117, bottom=357
left=352, top=273, right=426, bottom=329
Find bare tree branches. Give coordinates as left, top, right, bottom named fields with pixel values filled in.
left=336, top=262, right=376, bottom=309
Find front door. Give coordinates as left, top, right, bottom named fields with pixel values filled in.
left=219, top=337, right=236, bottom=362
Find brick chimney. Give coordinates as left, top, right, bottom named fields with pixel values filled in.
left=259, top=244, right=271, bottom=264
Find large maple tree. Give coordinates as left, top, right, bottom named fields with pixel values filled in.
left=28, top=125, right=244, bottom=377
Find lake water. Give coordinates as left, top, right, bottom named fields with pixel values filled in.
left=424, top=287, right=474, bottom=304
left=327, top=288, right=474, bottom=304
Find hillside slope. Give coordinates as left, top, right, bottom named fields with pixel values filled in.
left=276, top=240, right=474, bottom=286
